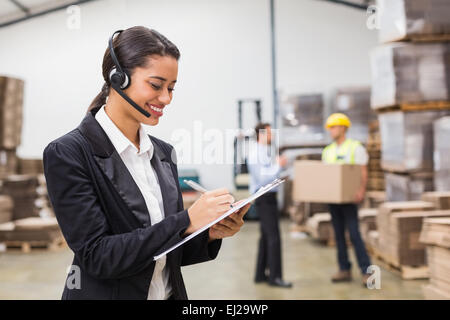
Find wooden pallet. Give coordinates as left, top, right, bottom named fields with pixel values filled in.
left=406, top=34, right=450, bottom=43
left=368, top=246, right=429, bottom=280
left=367, top=179, right=385, bottom=190
left=374, top=101, right=450, bottom=113
left=2, top=236, right=66, bottom=253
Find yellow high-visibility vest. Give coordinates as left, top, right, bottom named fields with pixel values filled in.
left=322, top=138, right=361, bottom=164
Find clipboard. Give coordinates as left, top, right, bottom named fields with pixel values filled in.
left=153, top=178, right=285, bottom=260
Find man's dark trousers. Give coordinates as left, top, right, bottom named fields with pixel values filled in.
left=255, top=192, right=282, bottom=281
left=329, top=203, right=371, bottom=274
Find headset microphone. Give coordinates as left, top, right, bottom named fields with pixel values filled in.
left=108, top=30, right=151, bottom=118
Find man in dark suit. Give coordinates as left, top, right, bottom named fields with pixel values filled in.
left=248, top=123, right=292, bottom=288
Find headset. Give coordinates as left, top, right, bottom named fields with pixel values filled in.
left=108, top=30, right=151, bottom=117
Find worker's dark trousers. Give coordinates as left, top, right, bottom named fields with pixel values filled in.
left=329, top=203, right=371, bottom=274
left=255, top=192, right=282, bottom=281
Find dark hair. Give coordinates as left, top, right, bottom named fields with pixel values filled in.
left=88, top=26, right=180, bottom=112
left=255, top=122, right=271, bottom=141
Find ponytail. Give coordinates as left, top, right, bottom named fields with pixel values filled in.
left=87, top=82, right=110, bottom=114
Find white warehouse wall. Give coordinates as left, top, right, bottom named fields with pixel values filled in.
left=0, top=0, right=377, bottom=190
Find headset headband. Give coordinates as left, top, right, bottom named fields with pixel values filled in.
left=109, top=30, right=124, bottom=73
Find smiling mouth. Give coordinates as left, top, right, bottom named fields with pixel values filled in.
left=145, top=103, right=164, bottom=116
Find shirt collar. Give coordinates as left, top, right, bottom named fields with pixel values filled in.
left=95, top=105, right=153, bottom=158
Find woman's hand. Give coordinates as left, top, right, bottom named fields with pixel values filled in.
left=185, top=188, right=235, bottom=235
left=208, top=202, right=251, bottom=241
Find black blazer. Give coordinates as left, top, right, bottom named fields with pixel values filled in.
left=43, top=106, right=221, bottom=300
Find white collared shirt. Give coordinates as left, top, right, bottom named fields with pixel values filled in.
left=95, top=105, right=172, bottom=300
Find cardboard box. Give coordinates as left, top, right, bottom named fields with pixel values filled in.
left=280, top=94, right=325, bottom=146
left=293, top=160, right=362, bottom=204
left=421, top=218, right=450, bottom=299
left=377, top=0, right=450, bottom=43
left=385, top=172, right=434, bottom=202
left=376, top=201, right=436, bottom=266
left=0, top=76, right=24, bottom=149
left=370, top=43, right=450, bottom=109
left=420, top=217, right=450, bottom=248
left=434, top=117, right=450, bottom=191
left=422, top=191, right=450, bottom=210
left=379, top=110, right=450, bottom=172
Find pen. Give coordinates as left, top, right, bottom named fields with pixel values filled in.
left=183, top=180, right=233, bottom=208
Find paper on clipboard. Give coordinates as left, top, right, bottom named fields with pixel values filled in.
left=153, top=178, right=285, bottom=260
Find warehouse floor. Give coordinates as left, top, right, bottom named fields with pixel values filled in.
left=0, top=219, right=426, bottom=300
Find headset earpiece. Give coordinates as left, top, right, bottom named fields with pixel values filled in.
left=109, top=67, right=129, bottom=89
left=107, top=29, right=150, bottom=117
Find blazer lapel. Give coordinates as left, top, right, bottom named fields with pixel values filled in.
left=77, top=107, right=151, bottom=227
left=150, top=137, right=179, bottom=218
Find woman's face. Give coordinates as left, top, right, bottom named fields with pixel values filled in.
left=124, top=54, right=178, bottom=126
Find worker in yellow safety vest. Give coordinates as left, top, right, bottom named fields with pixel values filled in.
left=322, top=113, right=372, bottom=286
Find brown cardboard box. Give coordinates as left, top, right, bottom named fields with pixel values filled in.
left=293, top=160, right=362, bottom=203
left=0, top=148, right=18, bottom=179
left=377, top=0, right=450, bottom=43
left=0, top=76, right=24, bottom=149
left=376, top=201, right=437, bottom=267
left=370, top=43, right=450, bottom=109
left=1, top=174, right=39, bottom=220
left=420, top=217, right=450, bottom=248
left=17, top=158, right=44, bottom=175
left=387, top=211, right=450, bottom=267
left=0, top=195, right=13, bottom=224
left=385, top=172, right=434, bottom=202
left=359, top=208, right=377, bottom=243
left=420, top=218, right=450, bottom=299
left=422, top=192, right=450, bottom=210
left=0, top=217, right=62, bottom=243
left=305, top=212, right=332, bottom=242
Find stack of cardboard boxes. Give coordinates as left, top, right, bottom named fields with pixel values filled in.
left=433, top=117, right=450, bottom=191
left=374, top=201, right=435, bottom=265
left=420, top=217, right=450, bottom=299
left=1, top=175, right=39, bottom=221
left=0, top=76, right=23, bottom=179
left=280, top=94, right=325, bottom=147
left=0, top=195, right=13, bottom=224
left=366, top=119, right=384, bottom=192
left=371, top=0, right=450, bottom=201
left=0, top=75, right=60, bottom=251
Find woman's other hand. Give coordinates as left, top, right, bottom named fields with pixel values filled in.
left=208, top=201, right=251, bottom=241
left=185, top=188, right=234, bottom=235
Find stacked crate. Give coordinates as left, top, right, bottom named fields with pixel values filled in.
left=1, top=175, right=39, bottom=221
left=0, top=76, right=23, bottom=179
left=0, top=195, right=13, bottom=224
left=279, top=94, right=325, bottom=147
left=371, top=0, right=450, bottom=201
left=366, top=119, right=384, bottom=191
left=420, top=217, right=450, bottom=299
left=433, top=117, right=450, bottom=191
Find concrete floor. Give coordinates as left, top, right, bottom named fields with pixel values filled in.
left=0, top=219, right=426, bottom=300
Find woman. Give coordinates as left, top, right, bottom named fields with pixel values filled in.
left=43, top=26, right=250, bottom=300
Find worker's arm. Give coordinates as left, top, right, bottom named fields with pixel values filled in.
left=248, top=155, right=284, bottom=191
left=355, top=165, right=368, bottom=203
left=354, top=145, right=369, bottom=203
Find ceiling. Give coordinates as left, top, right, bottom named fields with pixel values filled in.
left=0, top=0, right=96, bottom=28
left=0, top=0, right=374, bottom=29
